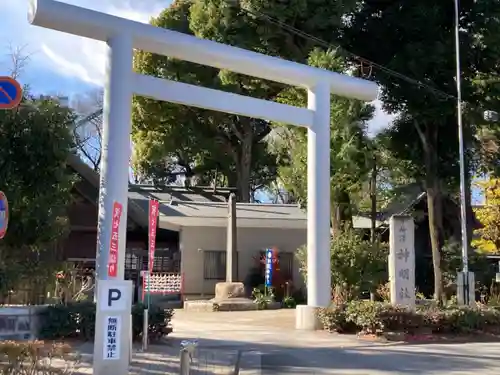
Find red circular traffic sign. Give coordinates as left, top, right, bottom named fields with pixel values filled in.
left=0, top=191, right=9, bottom=239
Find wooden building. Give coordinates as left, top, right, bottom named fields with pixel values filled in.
left=64, top=154, right=233, bottom=301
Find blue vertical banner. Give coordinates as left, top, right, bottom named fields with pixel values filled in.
left=265, top=248, right=273, bottom=287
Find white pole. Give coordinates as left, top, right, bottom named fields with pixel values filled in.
left=453, top=0, right=471, bottom=304
left=93, top=35, right=133, bottom=374
left=306, top=83, right=331, bottom=308
left=95, top=34, right=133, bottom=283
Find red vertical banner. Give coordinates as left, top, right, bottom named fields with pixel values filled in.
left=108, top=201, right=123, bottom=277
left=148, top=199, right=160, bottom=273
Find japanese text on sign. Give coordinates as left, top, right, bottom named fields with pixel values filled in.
left=103, top=315, right=121, bottom=360
left=397, top=223, right=411, bottom=300
left=265, top=249, right=273, bottom=287
left=389, top=216, right=415, bottom=308
left=148, top=200, right=159, bottom=273
left=108, top=201, right=123, bottom=277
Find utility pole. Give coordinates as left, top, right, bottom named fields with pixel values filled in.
left=454, top=0, right=473, bottom=306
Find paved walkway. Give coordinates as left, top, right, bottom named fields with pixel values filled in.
left=71, top=309, right=500, bottom=374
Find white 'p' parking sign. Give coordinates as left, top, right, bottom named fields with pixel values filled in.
left=94, top=279, right=132, bottom=375
left=97, top=281, right=130, bottom=311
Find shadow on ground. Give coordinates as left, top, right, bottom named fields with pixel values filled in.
left=90, top=335, right=499, bottom=374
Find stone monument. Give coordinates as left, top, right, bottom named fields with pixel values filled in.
left=388, top=215, right=416, bottom=308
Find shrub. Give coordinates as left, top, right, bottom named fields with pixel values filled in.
left=38, top=301, right=95, bottom=341
left=296, top=230, right=388, bottom=301
left=282, top=296, right=296, bottom=309
left=318, top=304, right=358, bottom=333
left=422, top=305, right=500, bottom=334
left=345, top=301, right=388, bottom=334
left=318, top=300, right=500, bottom=336
left=38, top=301, right=173, bottom=341
left=252, top=287, right=275, bottom=310
left=0, top=341, right=79, bottom=375
left=131, top=303, right=173, bottom=342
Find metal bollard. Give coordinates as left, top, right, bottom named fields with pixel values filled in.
left=142, top=308, right=149, bottom=351
left=179, top=340, right=198, bottom=375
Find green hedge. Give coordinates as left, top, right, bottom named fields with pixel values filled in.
left=318, top=301, right=500, bottom=335
left=38, top=301, right=173, bottom=341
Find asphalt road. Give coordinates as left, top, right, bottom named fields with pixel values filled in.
left=171, top=309, right=500, bottom=375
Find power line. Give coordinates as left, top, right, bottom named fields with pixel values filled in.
left=236, top=4, right=463, bottom=103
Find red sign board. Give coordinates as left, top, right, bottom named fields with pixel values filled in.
left=148, top=200, right=159, bottom=273
left=108, top=201, right=123, bottom=277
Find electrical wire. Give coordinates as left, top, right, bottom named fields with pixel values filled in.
left=236, top=2, right=496, bottom=113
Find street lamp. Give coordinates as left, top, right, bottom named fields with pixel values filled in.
left=453, top=0, right=474, bottom=305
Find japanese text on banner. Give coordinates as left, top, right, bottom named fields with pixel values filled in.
left=108, top=201, right=123, bottom=277
left=265, top=249, right=273, bottom=287
left=148, top=200, right=159, bottom=273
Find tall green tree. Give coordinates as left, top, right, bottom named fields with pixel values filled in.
left=132, top=0, right=363, bottom=201
left=271, top=49, right=374, bottom=234
left=341, top=0, right=500, bottom=301
left=133, top=0, right=277, bottom=201
left=0, top=96, right=76, bottom=302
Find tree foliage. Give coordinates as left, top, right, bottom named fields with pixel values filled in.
left=0, top=96, right=76, bottom=301
left=132, top=0, right=279, bottom=201
left=270, top=48, right=374, bottom=233
left=340, top=0, right=500, bottom=301
left=132, top=0, right=367, bottom=201
left=473, top=179, right=500, bottom=254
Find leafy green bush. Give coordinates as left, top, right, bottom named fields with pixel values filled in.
left=318, top=300, right=500, bottom=336
left=282, top=296, right=296, bottom=309
left=38, top=301, right=173, bottom=341
left=131, top=303, right=173, bottom=341
left=423, top=305, right=500, bottom=334
left=345, top=301, right=391, bottom=334
left=252, top=287, right=275, bottom=310
left=318, top=304, right=357, bottom=333
left=38, top=301, right=95, bottom=341
left=296, top=229, right=388, bottom=301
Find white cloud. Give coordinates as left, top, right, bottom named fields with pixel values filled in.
left=3, top=0, right=167, bottom=86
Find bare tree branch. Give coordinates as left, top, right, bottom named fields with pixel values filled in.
left=6, top=43, right=32, bottom=79
left=71, top=89, right=104, bottom=171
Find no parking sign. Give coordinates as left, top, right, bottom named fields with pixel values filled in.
left=0, top=191, right=8, bottom=239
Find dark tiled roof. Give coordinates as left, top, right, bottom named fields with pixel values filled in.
left=67, top=154, right=236, bottom=229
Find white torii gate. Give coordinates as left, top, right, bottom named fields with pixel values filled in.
left=29, top=0, right=377, bottom=372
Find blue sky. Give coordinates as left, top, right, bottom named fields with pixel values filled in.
left=1, top=0, right=169, bottom=96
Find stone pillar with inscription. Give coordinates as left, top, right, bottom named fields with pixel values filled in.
left=389, top=215, right=416, bottom=308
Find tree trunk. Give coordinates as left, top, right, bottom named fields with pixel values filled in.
left=331, top=188, right=353, bottom=237
left=423, top=126, right=444, bottom=302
